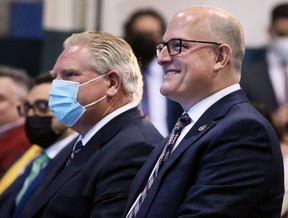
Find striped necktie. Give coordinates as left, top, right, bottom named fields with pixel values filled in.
left=66, top=140, right=84, bottom=165
left=126, top=113, right=191, bottom=218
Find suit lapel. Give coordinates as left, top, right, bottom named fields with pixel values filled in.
left=137, top=89, right=249, bottom=217
left=21, top=137, right=77, bottom=217
left=25, top=106, right=146, bottom=217
left=124, top=138, right=167, bottom=210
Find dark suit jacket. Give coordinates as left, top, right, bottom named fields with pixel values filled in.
left=124, top=90, right=284, bottom=218
left=0, top=136, right=77, bottom=218
left=167, top=99, right=183, bottom=133
left=14, top=106, right=162, bottom=218
left=240, top=59, right=279, bottom=112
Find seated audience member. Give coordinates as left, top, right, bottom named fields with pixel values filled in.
left=123, top=5, right=284, bottom=218
left=124, top=9, right=182, bottom=136
left=240, top=5, right=288, bottom=216
left=241, top=3, right=288, bottom=141
left=5, top=31, right=163, bottom=218
left=0, top=72, right=78, bottom=217
left=0, top=65, right=32, bottom=178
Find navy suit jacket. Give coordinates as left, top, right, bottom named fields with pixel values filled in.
left=240, top=59, right=279, bottom=112
left=124, top=90, right=284, bottom=218
left=0, top=136, right=77, bottom=218
left=17, top=106, right=162, bottom=218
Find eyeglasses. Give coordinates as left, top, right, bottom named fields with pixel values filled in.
left=156, top=38, right=221, bottom=57
left=17, top=100, right=49, bottom=116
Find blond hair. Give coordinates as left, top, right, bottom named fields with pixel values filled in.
left=64, top=31, right=143, bottom=103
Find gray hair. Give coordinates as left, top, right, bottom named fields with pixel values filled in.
left=63, top=31, right=143, bottom=103
left=0, top=65, right=32, bottom=99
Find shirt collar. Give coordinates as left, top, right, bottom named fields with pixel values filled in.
left=80, top=102, right=138, bottom=145
left=186, top=84, right=241, bottom=124
left=45, top=132, right=79, bottom=159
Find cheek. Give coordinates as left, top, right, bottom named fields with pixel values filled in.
left=0, top=102, right=8, bottom=112
left=52, top=119, right=66, bottom=133
left=77, top=85, right=105, bottom=105
left=0, top=99, right=17, bottom=113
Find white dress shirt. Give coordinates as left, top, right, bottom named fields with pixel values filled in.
left=145, top=58, right=169, bottom=137
left=127, top=84, right=241, bottom=216
left=80, top=102, right=138, bottom=146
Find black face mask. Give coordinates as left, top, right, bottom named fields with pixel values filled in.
left=129, top=34, right=157, bottom=68
left=25, top=116, right=62, bottom=148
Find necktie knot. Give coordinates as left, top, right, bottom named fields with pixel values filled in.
left=174, top=113, right=191, bottom=133
left=66, top=140, right=84, bottom=165
left=161, top=113, right=191, bottom=164
left=179, top=113, right=191, bottom=126
left=34, top=152, right=49, bottom=165
left=73, top=140, right=84, bottom=154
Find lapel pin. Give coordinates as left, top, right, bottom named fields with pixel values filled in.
left=198, top=125, right=207, bottom=131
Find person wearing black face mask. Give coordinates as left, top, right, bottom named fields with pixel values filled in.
left=124, top=9, right=183, bottom=137
left=24, top=106, right=63, bottom=148
left=129, top=33, right=157, bottom=69
left=19, top=73, right=77, bottom=149
left=0, top=72, right=78, bottom=217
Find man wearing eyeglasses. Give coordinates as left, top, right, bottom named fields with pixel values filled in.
left=123, top=6, right=284, bottom=218
left=0, top=72, right=78, bottom=217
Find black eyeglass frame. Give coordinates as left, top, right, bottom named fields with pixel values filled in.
left=156, top=38, right=222, bottom=57
left=17, top=99, right=49, bottom=116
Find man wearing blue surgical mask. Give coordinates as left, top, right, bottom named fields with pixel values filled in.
left=12, top=31, right=163, bottom=218
left=0, top=72, right=78, bottom=218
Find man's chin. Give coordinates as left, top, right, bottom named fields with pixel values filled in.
left=160, top=87, right=175, bottom=100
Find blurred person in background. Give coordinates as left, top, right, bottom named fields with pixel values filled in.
left=240, top=5, right=288, bottom=216
left=0, top=65, right=32, bottom=178
left=241, top=2, right=288, bottom=151
left=0, top=72, right=78, bottom=217
left=124, top=9, right=182, bottom=136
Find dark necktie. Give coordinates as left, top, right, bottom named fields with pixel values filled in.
left=126, top=113, right=191, bottom=218
left=66, top=140, right=84, bottom=165
left=158, top=113, right=191, bottom=169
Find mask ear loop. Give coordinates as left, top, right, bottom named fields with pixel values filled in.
left=79, top=74, right=107, bottom=87
left=83, top=95, right=107, bottom=108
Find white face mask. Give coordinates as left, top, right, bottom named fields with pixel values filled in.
left=270, top=37, right=288, bottom=63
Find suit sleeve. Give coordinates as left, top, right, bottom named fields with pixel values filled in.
left=178, top=118, right=283, bottom=217
left=90, top=139, right=154, bottom=218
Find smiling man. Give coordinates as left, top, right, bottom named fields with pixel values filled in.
left=124, top=5, right=284, bottom=218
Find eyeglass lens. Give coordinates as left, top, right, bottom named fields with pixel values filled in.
left=17, top=100, right=49, bottom=116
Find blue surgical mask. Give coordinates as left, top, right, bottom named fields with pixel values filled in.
left=48, top=74, right=107, bottom=127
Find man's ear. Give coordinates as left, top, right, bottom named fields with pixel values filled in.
left=213, top=44, right=232, bottom=72
left=106, top=70, right=121, bottom=97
